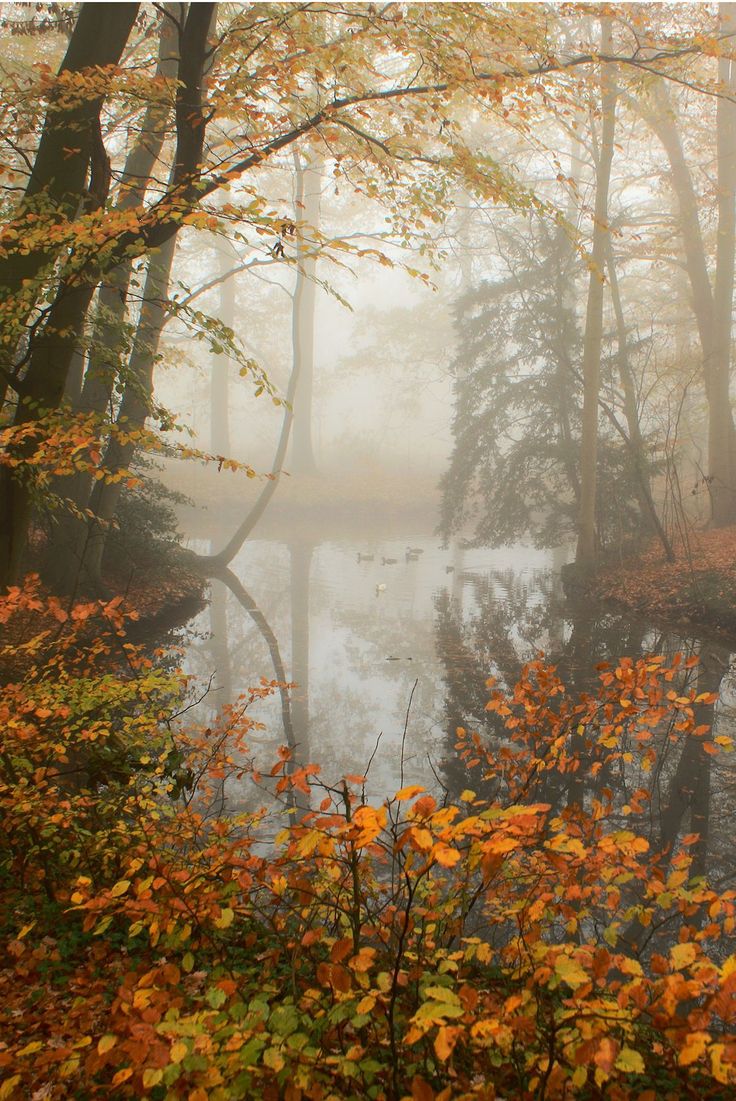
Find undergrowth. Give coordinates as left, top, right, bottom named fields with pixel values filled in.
left=1, top=578, right=735, bottom=1100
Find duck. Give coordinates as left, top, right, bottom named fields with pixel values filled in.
left=382, top=557, right=398, bottom=565
left=406, top=546, right=424, bottom=555
left=357, top=552, right=374, bottom=563
left=375, top=583, right=387, bottom=596
left=405, top=550, right=420, bottom=562
left=445, top=565, right=455, bottom=574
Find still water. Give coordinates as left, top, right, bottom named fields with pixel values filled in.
left=177, top=532, right=736, bottom=884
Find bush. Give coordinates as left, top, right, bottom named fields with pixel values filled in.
left=1, top=581, right=735, bottom=1099
left=103, top=461, right=191, bottom=576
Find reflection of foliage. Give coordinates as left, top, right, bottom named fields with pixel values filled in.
left=3, top=584, right=736, bottom=1099
left=433, top=565, right=726, bottom=868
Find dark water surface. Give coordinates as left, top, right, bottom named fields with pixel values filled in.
left=176, top=531, right=736, bottom=886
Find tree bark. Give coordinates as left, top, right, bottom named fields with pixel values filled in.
left=575, top=17, right=616, bottom=573
left=79, top=231, right=178, bottom=587
left=76, top=3, right=180, bottom=423
left=291, top=152, right=323, bottom=475
left=644, top=66, right=736, bottom=527
left=0, top=3, right=139, bottom=408
left=605, top=238, right=675, bottom=560
left=709, top=1, right=736, bottom=526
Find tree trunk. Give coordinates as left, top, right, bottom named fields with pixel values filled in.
left=76, top=3, right=180, bottom=425
left=0, top=4, right=141, bottom=587
left=709, top=1, right=736, bottom=526
left=80, top=232, right=178, bottom=588
left=0, top=280, right=99, bottom=583
left=0, top=3, right=139, bottom=412
left=645, top=72, right=736, bottom=527
left=0, top=4, right=214, bottom=591
left=575, top=17, right=616, bottom=573
left=605, top=238, right=675, bottom=560
left=291, top=152, right=323, bottom=475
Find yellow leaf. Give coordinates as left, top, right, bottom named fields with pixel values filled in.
left=710, top=1043, right=732, bottom=1085
left=142, top=1068, right=163, bottom=1088
left=678, top=1031, right=709, bottom=1067
left=721, top=955, right=736, bottom=980
left=424, top=986, right=461, bottom=1005
left=110, top=879, right=130, bottom=898
left=215, top=907, right=234, bottom=929
left=554, top=955, right=590, bottom=989
left=97, top=1035, right=117, bottom=1055
left=0, top=1077, right=21, bottom=1100
left=17, top=1041, right=43, bottom=1057
left=434, top=1025, right=453, bottom=1062
left=433, top=843, right=461, bottom=867
left=572, top=1065, right=587, bottom=1087
left=411, top=827, right=433, bottom=851
left=170, top=1041, right=188, bottom=1064
left=670, top=942, right=698, bottom=970
left=396, top=785, right=425, bottom=801
left=615, top=1047, right=645, bottom=1074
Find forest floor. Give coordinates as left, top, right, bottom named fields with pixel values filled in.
left=103, top=552, right=207, bottom=631
left=6, top=538, right=207, bottom=652
left=592, top=526, right=736, bottom=641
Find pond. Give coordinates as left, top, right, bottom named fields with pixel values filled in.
left=176, top=526, right=736, bottom=888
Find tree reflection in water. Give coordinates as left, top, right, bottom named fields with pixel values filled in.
left=433, top=563, right=736, bottom=888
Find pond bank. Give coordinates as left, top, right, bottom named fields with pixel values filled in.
left=588, top=527, right=736, bottom=645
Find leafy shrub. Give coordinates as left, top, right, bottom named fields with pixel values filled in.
left=1, top=581, right=735, bottom=1099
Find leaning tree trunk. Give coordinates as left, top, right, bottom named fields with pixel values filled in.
left=575, top=16, right=617, bottom=574
left=199, top=150, right=317, bottom=572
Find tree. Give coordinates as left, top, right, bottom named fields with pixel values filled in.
left=639, top=4, right=736, bottom=527
left=0, top=3, right=724, bottom=591
left=0, top=2, right=215, bottom=587
left=440, top=217, right=585, bottom=548
left=575, top=15, right=617, bottom=573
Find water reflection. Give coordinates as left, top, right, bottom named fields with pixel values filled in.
left=434, top=562, right=736, bottom=887
left=178, top=534, right=736, bottom=884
